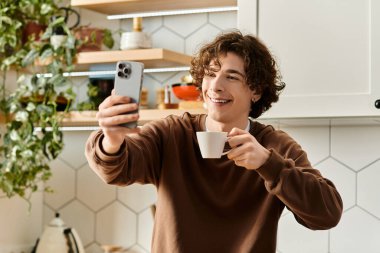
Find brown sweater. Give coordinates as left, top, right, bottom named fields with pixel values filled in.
left=85, top=113, right=343, bottom=253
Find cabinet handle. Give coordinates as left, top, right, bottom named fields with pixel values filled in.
left=375, top=99, right=380, bottom=109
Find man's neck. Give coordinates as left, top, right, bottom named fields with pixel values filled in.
left=205, top=116, right=250, bottom=132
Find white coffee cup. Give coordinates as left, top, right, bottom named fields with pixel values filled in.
left=196, top=131, right=229, bottom=159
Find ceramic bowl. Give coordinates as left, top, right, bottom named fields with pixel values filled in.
left=171, top=83, right=201, bottom=101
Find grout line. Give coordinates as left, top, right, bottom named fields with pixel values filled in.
left=328, top=120, right=332, bottom=156
left=355, top=170, right=358, bottom=205
left=256, top=0, right=260, bottom=36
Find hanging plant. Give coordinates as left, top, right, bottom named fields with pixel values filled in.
left=0, top=1, right=78, bottom=204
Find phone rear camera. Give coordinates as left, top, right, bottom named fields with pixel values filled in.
left=123, top=67, right=131, bottom=75
left=118, top=63, right=125, bottom=69
left=117, top=71, right=124, bottom=77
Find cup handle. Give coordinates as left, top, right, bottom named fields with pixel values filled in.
left=222, top=150, right=230, bottom=156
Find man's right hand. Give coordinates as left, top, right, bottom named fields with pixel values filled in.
left=96, top=90, right=140, bottom=154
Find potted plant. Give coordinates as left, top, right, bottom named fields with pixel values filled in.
left=74, top=25, right=115, bottom=52
left=0, top=2, right=79, bottom=204
left=0, top=1, right=27, bottom=73
left=19, top=0, right=59, bottom=44
left=77, top=78, right=114, bottom=110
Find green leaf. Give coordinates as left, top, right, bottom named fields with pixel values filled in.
left=48, top=74, right=66, bottom=87
left=40, top=47, right=53, bottom=60
left=0, top=16, right=13, bottom=25
left=40, top=3, right=53, bottom=15
left=22, top=49, right=39, bottom=67
left=102, top=29, right=114, bottom=49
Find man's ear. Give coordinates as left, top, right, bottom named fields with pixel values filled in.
left=251, top=90, right=261, bottom=103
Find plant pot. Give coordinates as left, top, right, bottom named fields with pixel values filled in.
left=22, top=22, right=47, bottom=44
left=20, top=95, right=70, bottom=112
left=120, top=32, right=152, bottom=50
left=89, top=78, right=114, bottom=108
left=50, top=35, right=67, bottom=50
left=74, top=27, right=104, bottom=52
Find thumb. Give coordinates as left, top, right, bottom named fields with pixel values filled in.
left=228, top=127, right=246, bottom=137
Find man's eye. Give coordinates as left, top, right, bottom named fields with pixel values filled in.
left=227, top=75, right=239, bottom=80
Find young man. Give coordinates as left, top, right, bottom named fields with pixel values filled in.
left=85, top=30, right=343, bottom=253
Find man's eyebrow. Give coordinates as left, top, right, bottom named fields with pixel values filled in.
left=225, top=69, right=245, bottom=78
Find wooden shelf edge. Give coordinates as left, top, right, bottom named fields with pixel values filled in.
left=75, top=48, right=192, bottom=68
left=2, top=110, right=380, bottom=128
left=59, top=109, right=207, bottom=127
left=71, top=0, right=237, bottom=15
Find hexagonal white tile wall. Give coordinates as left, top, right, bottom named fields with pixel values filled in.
left=73, top=77, right=89, bottom=106
left=42, top=204, right=55, bottom=228
left=147, top=72, right=177, bottom=84
left=44, top=159, right=76, bottom=209
left=151, top=27, right=184, bottom=53
left=330, top=207, right=380, bottom=252
left=96, top=202, right=137, bottom=248
left=60, top=130, right=93, bottom=169
left=277, top=212, right=328, bottom=253
left=315, top=158, right=356, bottom=211
left=185, top=24, right=222, bottom=55
left=118, top=184, right=157, bottom=213
left=209, top=11, right=237, bottom=30
left=279, top=125, right=330, bottom=165
left=164, top=13, right=207, bottom=37
left=77, top=164, right=116, bottom=211
left=0, top=193, right=43, bottom=249
left=141, top=16, right=163, bottom=35
left=127, top=244, right=149, bottom=252
left=121, top=16, right=163, bottom=35
left=60, top=200, right=95, bottom=246
left=85, top=243, right=103, bottom=253
left=137, top=208, right=155, bottom=251
left=357, top=160, right=380, bottom=218
left=331, top=125, right=380, bottom=171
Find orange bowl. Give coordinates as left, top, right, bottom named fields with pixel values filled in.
left=171, top=83, right=201, bottom=101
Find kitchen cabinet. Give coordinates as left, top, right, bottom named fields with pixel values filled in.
left=238, top=0, right=380, bottom=118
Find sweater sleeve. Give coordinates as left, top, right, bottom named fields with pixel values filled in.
left=255, top=130, right=343, bottom=230
left=85, top=120, right=168, bottom=187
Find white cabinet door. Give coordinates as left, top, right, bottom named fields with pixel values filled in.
left=238, top=0, right=380, bottom=118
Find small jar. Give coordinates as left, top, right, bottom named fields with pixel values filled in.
left=140, top=87, right=148, bottom=109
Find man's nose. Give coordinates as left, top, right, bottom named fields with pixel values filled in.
left=209, top=75, right=224, bottom=91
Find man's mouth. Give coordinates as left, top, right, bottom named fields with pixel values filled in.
left=208, top=96, right=232, bottom=104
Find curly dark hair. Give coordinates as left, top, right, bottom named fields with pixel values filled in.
left=190, top=30, right=285, bottom=118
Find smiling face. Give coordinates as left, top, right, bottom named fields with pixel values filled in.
left=202, top=52, right=261, bottom=130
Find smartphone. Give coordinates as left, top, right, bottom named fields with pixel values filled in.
left=114, top=61, right=144, bottom=128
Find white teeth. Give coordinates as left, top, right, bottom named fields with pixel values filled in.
left=210, top=98, right=229, bottom=103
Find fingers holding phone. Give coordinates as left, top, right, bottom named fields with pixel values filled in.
left=95, top=61, right=144, bottom=154
left=97, top=93, right=139, bottom=127
left=96, top=93, right=140, bottom=154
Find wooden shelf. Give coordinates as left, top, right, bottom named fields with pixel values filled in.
left=57, top=110, right=380, bottom=127
left=3, top=110, right=380, bottom=128
left=71, top=0, right=237, bottom=15
left=75, top=48, right=192, bottom=68
left=59, top=109, right=206, bottom=127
